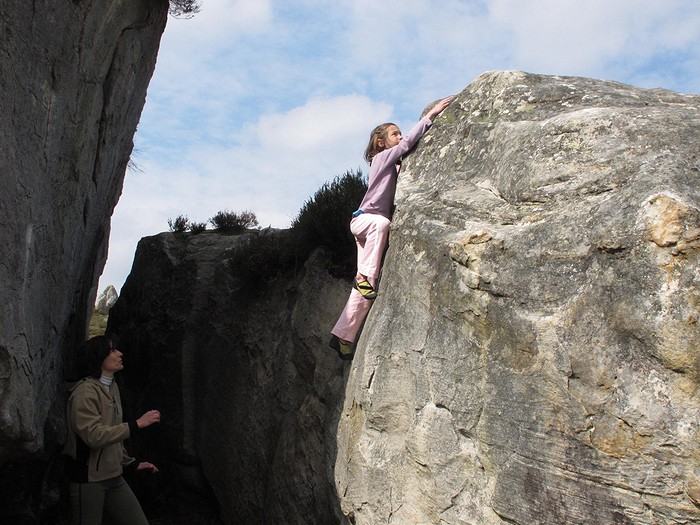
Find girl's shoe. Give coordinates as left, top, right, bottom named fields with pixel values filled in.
left=329, top=336, right=354, bottom=360
left=353, top=279, right=377, bottom=300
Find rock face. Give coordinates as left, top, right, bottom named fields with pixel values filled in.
left=0, top=0, right=166, bottom=515
left=335, top=71, right=700, bottom=524
left=108, top=231, right=351, bottom=524
left=95, top=284, right=119, bottom=314
left=111, top=71, right=699, bottom=525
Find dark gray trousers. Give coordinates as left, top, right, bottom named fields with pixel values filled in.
left=69, top=476, right=149, bottom=525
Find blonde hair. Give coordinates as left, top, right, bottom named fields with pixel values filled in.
left=364, top=123, right=396, bottom=164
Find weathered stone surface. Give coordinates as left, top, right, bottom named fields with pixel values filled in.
left=334, top=71, right=700, bottom=524
left=108, top=231, right=350, bottom=524
left=0, top=1, right=167, bottom=518
left=95, top=284, right=119, bottom=314
left=106, top=71, right=699, bottom=525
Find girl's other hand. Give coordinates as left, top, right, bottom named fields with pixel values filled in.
left=427, top=96, right=453, bottom=120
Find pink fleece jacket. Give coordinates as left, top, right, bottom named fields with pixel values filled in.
left=356, top=116, right=433, bottom=219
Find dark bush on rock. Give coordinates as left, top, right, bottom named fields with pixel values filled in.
left=209, top=210, right=259, bottom=233
left=228, top=228, right=298, bottom=289
left=291, top=169, right=367, bottom=277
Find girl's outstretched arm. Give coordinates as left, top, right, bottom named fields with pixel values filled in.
left=372, top=96, right=454, bottom=168
left=426, top=96, right=453, bottom=121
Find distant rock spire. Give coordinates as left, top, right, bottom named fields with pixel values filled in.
left=95, top=285, right=119, bottom=314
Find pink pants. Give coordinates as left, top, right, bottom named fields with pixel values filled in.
left=331, top=213, right=390, bottom=343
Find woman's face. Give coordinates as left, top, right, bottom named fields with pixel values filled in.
left=101, top=347, right=124, bottom=376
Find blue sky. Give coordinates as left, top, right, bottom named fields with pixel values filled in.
left=98, top=0, right=700, bottom=295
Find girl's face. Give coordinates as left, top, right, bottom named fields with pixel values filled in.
left=101, top=347, right=124, bottom=377
left=380, top=125, right=402, bottom=149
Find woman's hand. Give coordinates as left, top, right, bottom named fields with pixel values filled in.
left=137, top=461, right=159, bottom=474
left=136, top=409, right=161, bottom=429
left=426, top=96, right=453, bottom=120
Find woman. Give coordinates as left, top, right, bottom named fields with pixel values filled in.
left=63, top=334, right=161, bottom=525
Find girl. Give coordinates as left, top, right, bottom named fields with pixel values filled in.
left=329, top=96, right=452, bottom=359
left=64, top=335, right=161, bottom=525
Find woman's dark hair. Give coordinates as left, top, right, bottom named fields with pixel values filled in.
left=76, top=334, right=119, bottom=379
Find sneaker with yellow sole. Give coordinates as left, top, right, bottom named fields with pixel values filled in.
left=353, top=279, right=377, bottom=300
left=329, top=335, right=354, bottom=360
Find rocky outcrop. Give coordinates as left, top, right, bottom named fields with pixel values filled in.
left=95, top=285, right=119, bottom=315
left=335, top=71, right=700, bottom=524
left=108, top=231, right=350, bottom=524
left=110, top=71, right=699, bottom=525
left=0, top=0, right=167, bottom=518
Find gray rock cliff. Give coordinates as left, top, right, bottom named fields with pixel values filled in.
left=112, top=71, right=699, bottom=525
left=335, top=71, right=700, bottom=524
left=109, top=231, right=350, bottom=524
left=0, top=0, right=166, bottom=518
left=95, top=284, right=119, bottom=315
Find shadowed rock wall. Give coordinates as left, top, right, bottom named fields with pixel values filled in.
left=0, top=0, right=167, bottom=518
left=335, top=71, right=700, bottom=524
left=108, top=232, right=350, bottom=524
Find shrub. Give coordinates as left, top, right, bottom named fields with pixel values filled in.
left=209, top=210, right=259, bottom=233
left=169, top=0, right=201, bottom=18
left=227, top=229, right=301, bottom=294
left=168, top=215, right=190, bottom=233
left=291, top=169, right=367, bottom=275
left=188, top=222, right=207, bottom=234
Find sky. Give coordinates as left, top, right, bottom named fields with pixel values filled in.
left=97, top=0, right=700, bottom=295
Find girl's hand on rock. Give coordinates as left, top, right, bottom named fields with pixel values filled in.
left=427, top=96, right=453, bottom=120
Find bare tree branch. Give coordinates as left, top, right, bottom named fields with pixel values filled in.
left=169, top=0, right=201, bottom=19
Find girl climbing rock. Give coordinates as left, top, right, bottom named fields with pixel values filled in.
left=329, top=96, right=452, bottom=359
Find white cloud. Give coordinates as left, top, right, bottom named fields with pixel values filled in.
left=253, top=95, right=390, bottom=151
left=175, top=94, right=390, bottom=216
left=100, top=94, right=389, bottom=292
left=139, top=0, right=275, bottom=141
left=488, top=0, right=700, bottom=85
left=164, top=0, right=272, bottom=48
left=98, top=0, right=700, bottom=295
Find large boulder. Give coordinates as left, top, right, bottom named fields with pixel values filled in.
left=0, top=0, right=166, bottom=460
left=95, top=284, right=119, bottom=315
left=335, top=71, right=700, bottom=524
left=110, top=71, right=700, bottom=525
left=108, top=231, right=350, bottom=524
left=0, top=0, right=166, bottom=519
